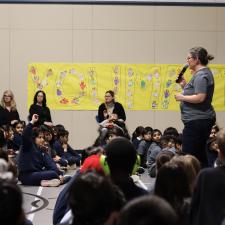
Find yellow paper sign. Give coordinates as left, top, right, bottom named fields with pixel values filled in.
left=28, top=63, right=225, bottom=111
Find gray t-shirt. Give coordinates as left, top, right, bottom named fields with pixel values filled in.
left=180, top=67, right=216, bottom=123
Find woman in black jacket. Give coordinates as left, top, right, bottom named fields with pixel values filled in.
left=97, top=90, right=126, bottom=123
left=28, top=90, right=53, bottom=127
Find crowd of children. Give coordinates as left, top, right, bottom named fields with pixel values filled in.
left=1, top=89, right=225, bottom=225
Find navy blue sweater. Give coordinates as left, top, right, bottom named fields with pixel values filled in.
left=18, top=123, right=62, bottom=175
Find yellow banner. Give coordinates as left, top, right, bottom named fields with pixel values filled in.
left=28, top=63, right=225, bottom=111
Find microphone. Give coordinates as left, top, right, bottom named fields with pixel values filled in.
left=175, top=64, right=189, bottom=83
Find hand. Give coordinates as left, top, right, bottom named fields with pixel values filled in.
left=103, top=110, right=108, bottom=118
left=54, top=155, right=61, bottom=162
left=174, top=93, right=184, bottom=102
left=32, top=114, right=39, bottom=123
left=62, top=143, right=68, bottom=152
left=11, top=120, right=18, bottom=125
left=44, top=121, right=53, bottom=127
left=179, top=79, right=187, bottom=89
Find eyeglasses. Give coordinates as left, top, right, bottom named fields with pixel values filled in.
left=4, top=95, right=11, bottom=98
left=187, top=56, right=194, bottom=60
left=105, top=95, right=112, bottom=98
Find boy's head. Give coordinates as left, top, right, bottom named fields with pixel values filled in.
left=69, top=171, right=125, bottom=225
left=163, top=127, right=179, bottom=138
left=13, top=121, right=25, bottom=135
left=143, top=129, right=152, bottom=141
left=118, top=195, right=177, bottom=225
left=105, top=137, right=136, bottom=175
left=160, top=135, right=176, bottom=149
left=40, top=125, right=52, bottom=142
left=58, top=130, right=69, bottom=143
left=152, top=129, right=162, bottom=143
left=32, top=127, right=44, bottom=148
left=216, top=128, right=225, bottom=162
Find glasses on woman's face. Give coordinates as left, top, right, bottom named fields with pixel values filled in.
left=4, top=95, right=11, bottom=98
left=37, top=95, right=44, bottom=98
left=187, top=56, right=194, bottom=61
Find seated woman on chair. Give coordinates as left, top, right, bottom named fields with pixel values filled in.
left=97, top=90, right=126, bottom=123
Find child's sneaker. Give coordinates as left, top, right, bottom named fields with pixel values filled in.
left=41, top=179, right=61, bottom=187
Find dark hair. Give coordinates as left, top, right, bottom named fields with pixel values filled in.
left=160, top=135, right=176, bottom=149
left=155, top=162, right=191, bottom=215
left=58, top=129, right=69, bottom=139
left=145, top=126, right=153, bottom=134
left=105, top=137, right=137, bottom=175
left=69, top=171, right=125, bottom=225
left=118, top=195, right=178, bottom=225
left=216, top=128, right=225, bottom=156
left=39, top=124, right=51, bottom=133
left=106, top=126, right=124, bottom=139
left=54, top=124, right=65, bottom=132
left=0, top=128, right=6, bottom=148
left=33, top=90, right=47, bottom=107
left=105, top=90, right=115, bottom=98
left=52, top=124, right=65, bottom=139
left=152, top=129, right=162, bottom=143
left=0, top=180, right=25, bottom=225
left=152, top=129, right=162, bottom=136
left=156, top=150, right=175, bottom=171
left=189, top=47, right=214, bottom=66
left=32, top=127, right=44, bottom=140
left=12, top=120, right=25, bottom=130
left=175, top=134, right=182, bottom=146
left=131, top=126, right=145, bottom=141
left=163, top=127, right=179, bottom=138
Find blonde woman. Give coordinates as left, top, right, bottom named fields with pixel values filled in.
left=0, top=90, right=20, bottom=126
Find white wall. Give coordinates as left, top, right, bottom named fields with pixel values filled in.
left=0, top=4, right=225, bottom=148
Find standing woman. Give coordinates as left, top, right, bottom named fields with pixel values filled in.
left=175, top=47, right=216, bottom=167
left=98, top=90, right=126, bottom=123
left=0, top=90, right=20, bottom=126
left=28, top=90, right=53, bottom=127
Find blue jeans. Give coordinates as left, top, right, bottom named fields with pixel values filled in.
left=182, top=118, right=215, bottom=167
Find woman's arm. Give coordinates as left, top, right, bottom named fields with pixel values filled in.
left=175, top=93, right=206, bottom=104
left=97, top=104, right=106, bottom=123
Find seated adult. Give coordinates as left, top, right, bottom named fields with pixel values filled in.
left=0, top=90, right=20, bottom=126
left=97, top=90, right=126, bottom=123
left=28, top=90, right=53, bottom=127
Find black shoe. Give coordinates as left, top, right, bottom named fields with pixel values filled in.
left=137, top=167, right=145, bottom=174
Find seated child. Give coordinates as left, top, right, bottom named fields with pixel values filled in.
left=18, top=114, right=68, bottom=187
left=53, top=129, right=81, bottom=167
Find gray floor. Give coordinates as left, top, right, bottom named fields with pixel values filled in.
left=20, top=169, right=155, bottom=225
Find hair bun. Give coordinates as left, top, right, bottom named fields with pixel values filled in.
left=207, top=54, right=214, bottom=61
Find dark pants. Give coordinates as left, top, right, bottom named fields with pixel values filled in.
left=19, top=170, right=59, bottom=186
left=182, top=118, right=215, bottom=167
